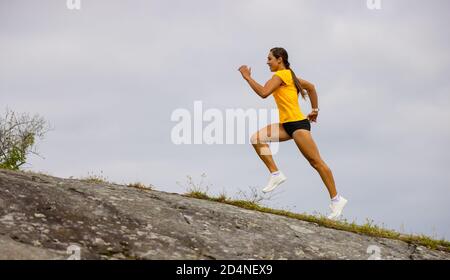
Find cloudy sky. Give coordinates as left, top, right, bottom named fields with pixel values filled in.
left=1, top=0, right=449, bottom=241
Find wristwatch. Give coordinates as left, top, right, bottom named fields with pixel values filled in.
left=312, top=108, right=320, bottom=112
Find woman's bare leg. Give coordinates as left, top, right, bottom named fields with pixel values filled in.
left=291, top=129, right=338, bottom=199
left=250, top=123, right=292, bottom=173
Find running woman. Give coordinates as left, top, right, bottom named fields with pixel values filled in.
left=238, top=47, right=347, bottom=220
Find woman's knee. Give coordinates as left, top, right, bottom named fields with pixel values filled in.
left=250, top=133, right=266, bottom=145
left=309, top=158, right=327, bottom=170
left=250, top=133, right=259, bottom=145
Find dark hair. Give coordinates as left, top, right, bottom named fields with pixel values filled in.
left=270, top=47, right=307, bottom=100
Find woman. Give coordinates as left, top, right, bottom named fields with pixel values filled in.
left=238, top=47, right=347, bottom=220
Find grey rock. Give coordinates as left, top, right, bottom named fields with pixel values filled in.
left=0, top=168, right=449, bottom=260
left=0, top=235, right=67, bottom=260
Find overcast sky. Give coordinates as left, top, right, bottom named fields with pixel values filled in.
left=1, top=0, right=449, bottom=241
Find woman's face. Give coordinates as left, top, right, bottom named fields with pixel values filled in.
left=267, top=52, right=283, bottom=72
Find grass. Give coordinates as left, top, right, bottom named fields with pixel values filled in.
left=0, top=167, right=113, bottom=185
left=78, top=170, right=111, bottom=184
left=4, top=167, right=449, bottom=252
left=4, top=167, right=156, bottom=192
left=179, top=175, right=450, bottom=252
left=126, top=182, right=154, bottom=191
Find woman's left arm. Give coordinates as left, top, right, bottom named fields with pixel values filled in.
left=299, top=78, right=318, bottom=110
left=299, top=78, right=319, bottom=122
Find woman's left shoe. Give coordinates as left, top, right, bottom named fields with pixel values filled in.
left=327, top=196, right=348, bottom=220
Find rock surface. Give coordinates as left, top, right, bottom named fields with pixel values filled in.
left=0, top=168, right=449, bottom=260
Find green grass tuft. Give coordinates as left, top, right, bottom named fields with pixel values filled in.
left=78, top=170, right=111, bottom=185
left=127, top=182, right=154, bottom=191
left=183, top=190, right=450, bottom=252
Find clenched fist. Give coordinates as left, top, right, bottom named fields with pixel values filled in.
left=238, top=65, right=252, bottom=80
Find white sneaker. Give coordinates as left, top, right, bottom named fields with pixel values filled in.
left=262, top=171, right=287, bottom=193
left=327, top=196, right=348, bottom=220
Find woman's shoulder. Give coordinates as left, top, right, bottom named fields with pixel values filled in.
left=274, top=69, right=291, bottom=78
left=275, top=69, right=291, bottom=74
left=274, top=69, right=293, bottom=85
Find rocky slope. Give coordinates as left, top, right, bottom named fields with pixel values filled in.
left=0, top=168, right=448, bottom=260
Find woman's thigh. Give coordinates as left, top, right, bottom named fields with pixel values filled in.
left=251, top=123, right=292, bottom=144
left=291, top=129, right=323, bottom=164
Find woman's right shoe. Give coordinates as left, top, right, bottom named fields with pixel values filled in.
left=262, top=171, right=287, bottom=193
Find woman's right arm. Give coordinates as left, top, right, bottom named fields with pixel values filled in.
left=238, top=65, right=282, bottom=99
left=245, top=76, right=282, bottom=99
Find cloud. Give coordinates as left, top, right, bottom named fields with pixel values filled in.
left=1, top=0, right=449, bottom=240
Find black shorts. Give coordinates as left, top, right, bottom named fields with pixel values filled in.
left=282, top=119, right=311, bottom=137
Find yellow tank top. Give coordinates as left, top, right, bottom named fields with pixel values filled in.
left=272, top=69, right=307, bottom=123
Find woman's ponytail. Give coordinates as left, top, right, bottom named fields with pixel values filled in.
left=287, top=63, right=307, bottom=100
left=270, top=47, right=308, bottom=100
